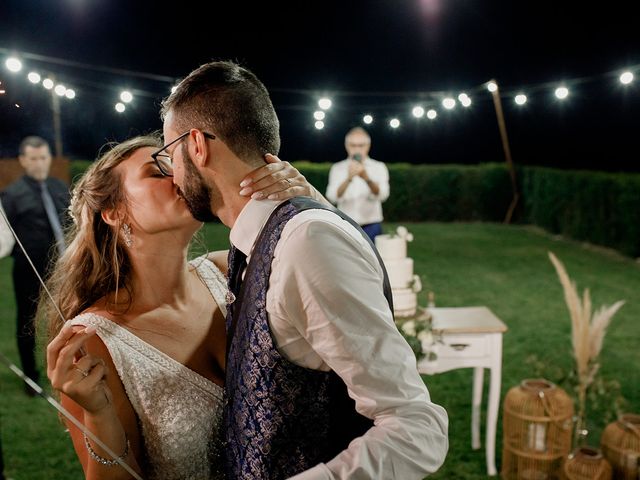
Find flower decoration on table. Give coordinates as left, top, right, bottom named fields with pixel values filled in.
left=397, top=307, right=442, bottom=362
left=548, top=251, right=625, bottom=447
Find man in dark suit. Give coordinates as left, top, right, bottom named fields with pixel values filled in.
left=1, top=136, right=69, bottom=396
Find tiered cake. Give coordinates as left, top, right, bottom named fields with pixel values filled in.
left=375, top=226, right=422, bottom=318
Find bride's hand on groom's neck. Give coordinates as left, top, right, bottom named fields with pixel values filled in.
left=239, top=154, right=327, bottom=204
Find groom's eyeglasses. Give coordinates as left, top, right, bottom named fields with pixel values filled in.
left=151, top=130, right=216, bottom=177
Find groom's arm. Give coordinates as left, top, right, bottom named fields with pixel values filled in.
left=269, top=213, right=449, bottom=480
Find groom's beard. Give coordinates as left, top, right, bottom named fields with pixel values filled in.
left=180, top=144, right=218, bottom=223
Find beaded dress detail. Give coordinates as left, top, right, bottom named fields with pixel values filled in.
left=69, top=256, right=227, bottom=479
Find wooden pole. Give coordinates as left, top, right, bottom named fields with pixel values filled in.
left=50, top=75, right=63, bottom=158
left=489, top=79, right=519, bottom=224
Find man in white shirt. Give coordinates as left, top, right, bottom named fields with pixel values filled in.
left=157, top=60, right=448, bottom=479
left=325, top=128, right=390, bottom=240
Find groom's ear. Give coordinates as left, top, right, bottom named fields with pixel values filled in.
left=189, top=129, right=210, bottom=168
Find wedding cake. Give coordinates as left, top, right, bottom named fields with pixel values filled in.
left=375, top=226, right=422, bottom=318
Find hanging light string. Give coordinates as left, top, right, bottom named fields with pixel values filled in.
left=1, top=46, right=637, bottom=125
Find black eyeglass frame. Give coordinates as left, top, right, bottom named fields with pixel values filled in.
left=151, top=130, right=216, bottom=177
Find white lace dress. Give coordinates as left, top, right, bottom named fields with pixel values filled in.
left=69, top=256, right=228, bottom=480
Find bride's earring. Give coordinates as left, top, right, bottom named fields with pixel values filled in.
left=122, top=223, right=133, bottom=247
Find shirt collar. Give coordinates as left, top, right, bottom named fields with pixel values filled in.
left=229, top=198, right=282, bottom=256
left=23, top=175, right=45, bottom=189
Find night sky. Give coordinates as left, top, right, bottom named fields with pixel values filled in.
left=0, top=0, right=638, bottom=171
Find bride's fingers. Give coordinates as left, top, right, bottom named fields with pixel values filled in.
left=83, top=360, right=107, bottom=384
left=46, top=324, right=84, bottom=374
left=246, top=172, right=303, bottom=198
left=264, top=153, right=282, bottom=164
left=49, top=327, right=97, bottom=388
left=240, top=162, right=288, bottom=193
left=72, top=355, right=103, bottom=380
left=265, top=185, right=309, bottom=201
left=239, top=153, right=288, bottom=187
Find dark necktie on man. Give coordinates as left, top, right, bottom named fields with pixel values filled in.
left=39, top=181, right=65, bottom=256
left=225, top=245, right=247, bottom=329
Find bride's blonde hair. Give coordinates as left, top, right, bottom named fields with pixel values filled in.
left=40, top=135, right=162, bottom=343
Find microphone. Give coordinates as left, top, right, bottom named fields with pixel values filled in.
left=353, top=153, right=363, bottom=162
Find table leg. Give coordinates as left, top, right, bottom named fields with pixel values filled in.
left=472, top=367, right=483, bottom=450
left=486, top=335, right=502, bottom=476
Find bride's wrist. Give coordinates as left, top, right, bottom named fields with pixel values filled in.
left=84, top=404, right=118, bottom=424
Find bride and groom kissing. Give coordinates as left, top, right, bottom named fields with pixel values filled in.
left=45, top=61, right=448, bottom=479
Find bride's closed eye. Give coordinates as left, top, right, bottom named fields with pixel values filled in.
left=147, top=166, right=166, bottom=178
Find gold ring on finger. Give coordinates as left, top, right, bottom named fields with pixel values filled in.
left=74, top=367, right=90, bottom=377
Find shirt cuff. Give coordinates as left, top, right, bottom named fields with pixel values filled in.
left=287, top=463, right=333, bottom=480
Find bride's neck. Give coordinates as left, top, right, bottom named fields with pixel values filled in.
left=126, top=244, right=193, bottom=310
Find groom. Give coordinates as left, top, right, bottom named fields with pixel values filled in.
left=159, top=61, right=448, bottom=479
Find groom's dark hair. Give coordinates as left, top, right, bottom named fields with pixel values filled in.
left=161, top=60, right=280, bottom=166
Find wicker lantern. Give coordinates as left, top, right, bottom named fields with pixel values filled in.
left=502, top=379, right=574, bottom=479
left=600, top=413, right=640, bottom=479
left=561, top=447, right=612, bottom=480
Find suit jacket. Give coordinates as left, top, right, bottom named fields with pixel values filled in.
left=0, top=175, right=70, bottom=262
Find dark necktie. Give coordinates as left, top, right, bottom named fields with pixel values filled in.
left=226, top=245, right=247, bottom=328
left=40, top=181, right=65, bottom=256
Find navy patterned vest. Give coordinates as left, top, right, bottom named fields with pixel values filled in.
left=223, top=197, right=394, bottom=479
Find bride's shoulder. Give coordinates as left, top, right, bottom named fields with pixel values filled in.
left=78, top=299, right=115, bottom=321
left=68, top=300, right=120, bottom=331
left=191, top=250, right=229, bottom=277
left=64, top=309, right=115, bottom=359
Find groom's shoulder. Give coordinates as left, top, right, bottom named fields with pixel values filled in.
left=282, top=208, right=375, bottom=254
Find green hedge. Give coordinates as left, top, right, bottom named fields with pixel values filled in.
left=295, top=161, right=640, bottom=257
left=294, top=161, right=514, bottom=222
left=520, top=167, right=640, bottom=257
left=70, top=159, right=640, bottom=257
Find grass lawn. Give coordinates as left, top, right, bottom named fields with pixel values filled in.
left=1, top=222, right=638, bottom=479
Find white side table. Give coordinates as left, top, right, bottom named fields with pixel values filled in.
left=417, top=306, right=508, bottom=476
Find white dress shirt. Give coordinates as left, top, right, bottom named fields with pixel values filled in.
left=229, top=199, right=448, bottom=480
left=0, top=200, right=15, bottom=258
left=325, top=157, right=390, bottom=226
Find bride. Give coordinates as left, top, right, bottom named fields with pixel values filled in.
left=42, top=135, right=323, bottom=479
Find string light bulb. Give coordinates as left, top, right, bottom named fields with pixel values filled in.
left=442, top=97, right=456, bottom=109
left=5, top=57, right=22, bottom=73
left=555, top=86, right=569, bottom=99
left=120, top=91, right=133, bottom=103
left=412, top=106, right=425, bottom=118
left=620, top=71, right=634, bottom=85
left=318, top=98, right=332, bottom=110
left=27, top=72, right=41, bottom=84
